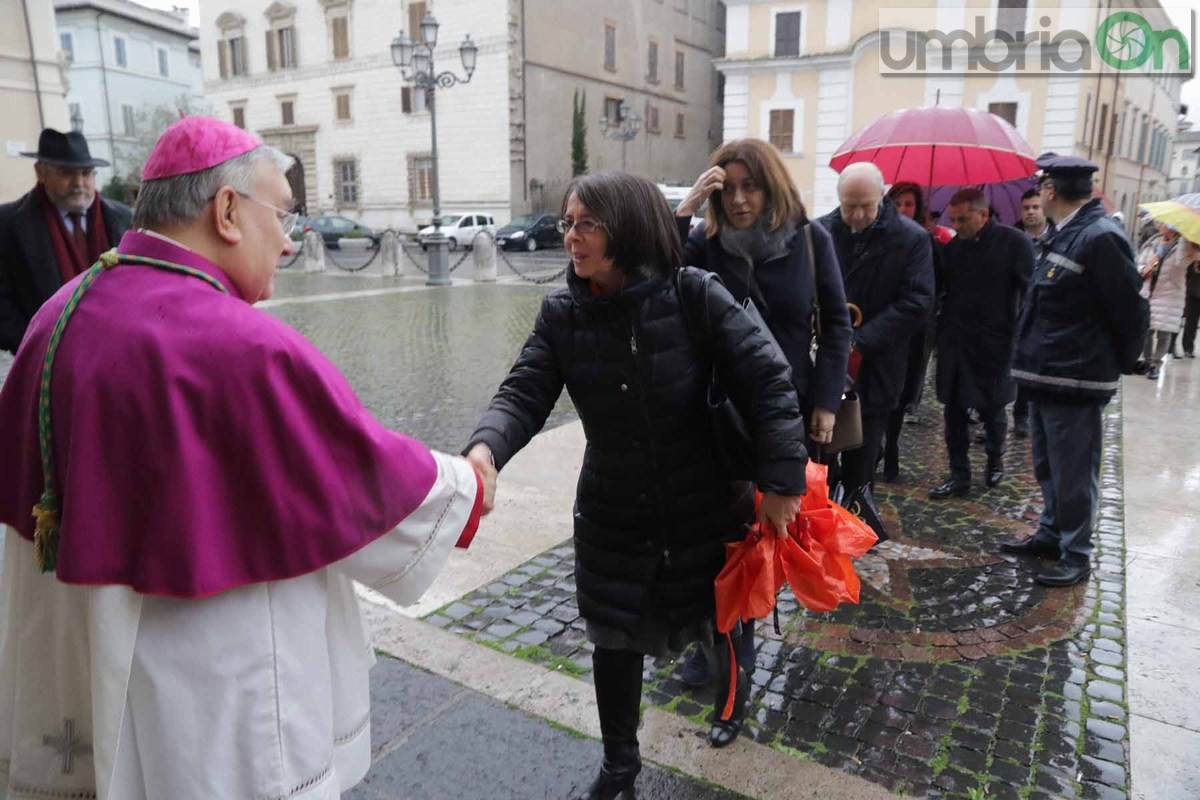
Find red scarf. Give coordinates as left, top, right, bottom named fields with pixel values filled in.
left=33, top=184, right=110, bottom=285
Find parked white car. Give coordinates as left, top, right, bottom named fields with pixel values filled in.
left=417, top=214, right=496, bottom=251
left=657, top=184, right=705, bottom=231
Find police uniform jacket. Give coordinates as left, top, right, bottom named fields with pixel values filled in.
left=1011, top=198, right=1148, bottom=403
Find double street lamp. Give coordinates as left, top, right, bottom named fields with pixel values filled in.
left=391, top=14, right=478, bottom=286
left=598, top=100, right=642, bottom=172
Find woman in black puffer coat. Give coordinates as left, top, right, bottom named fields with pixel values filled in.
left=465, top=173, right=807, bottom=800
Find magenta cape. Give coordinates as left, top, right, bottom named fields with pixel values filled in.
left=0, top=231, right=447, bottom=598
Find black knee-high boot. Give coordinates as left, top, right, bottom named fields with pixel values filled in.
left=704, top=630, right=749, bottom=748
left=575, top=647, right=644, bottom=800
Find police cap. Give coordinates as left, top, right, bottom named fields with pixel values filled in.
left=1034, top=152, right=1099, bottom=181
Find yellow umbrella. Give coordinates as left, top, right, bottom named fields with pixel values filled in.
left=1138, top=200, right=1200, bottom=244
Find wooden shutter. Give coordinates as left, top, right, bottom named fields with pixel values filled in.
left=218, top=39, right=229, bottom=78
left=332, top=17, right=349, bottom=59
left=775, top=12, right=800, bottom=57
left=769, top=109, right=794, bottom=152
left=409, top=2, right=426, bottom=41
left=401, top=87, right=412, bottom=113
left=266, top=30, right=277, bottom=71
left=337, top=93, right=351, bottom=120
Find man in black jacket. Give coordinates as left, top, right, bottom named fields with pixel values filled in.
left=819, top=163, right=935, bottom=498
left=1003, top=153, right=1148, bottom=587
left=930, top=189, right=1034, bottom=499
left=0, top=128, right=131, bottom=353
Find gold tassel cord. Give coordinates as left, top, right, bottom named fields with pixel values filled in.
left=32, top=497, right=61, bottom=573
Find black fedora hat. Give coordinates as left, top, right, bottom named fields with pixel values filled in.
left=20, top=128, right=110, bottom=168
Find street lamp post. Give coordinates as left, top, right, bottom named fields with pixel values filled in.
left=598, top=99, right=642, bottom=172
left=391, top=14, right=478, bottom=286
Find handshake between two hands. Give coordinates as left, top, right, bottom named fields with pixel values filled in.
left=465, top=443, right=498, bottom=517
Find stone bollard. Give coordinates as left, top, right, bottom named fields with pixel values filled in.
left=471, top=231, right=498, bottom=283
left=379, top=231, right=401, bottom=277
left=302, top=230, right=325, bottom=273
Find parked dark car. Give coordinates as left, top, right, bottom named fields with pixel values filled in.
left=305, top=215, right=380, bottom=248
left=495, top=213, right=562, bottom=252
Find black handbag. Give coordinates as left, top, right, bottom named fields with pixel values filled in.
left=674, top=268, right=781, bottom=482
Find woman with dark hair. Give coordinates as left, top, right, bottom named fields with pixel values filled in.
left=881, top=181, right=941, bottom=481
left=464, top=172, right=808, bottom=799
left=672, top=137, right=852, bottom=686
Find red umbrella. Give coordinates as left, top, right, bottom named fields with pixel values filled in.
left=830, top=106, right=1037, bottom=187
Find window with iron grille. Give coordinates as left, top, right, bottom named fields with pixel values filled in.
left=226, top=36, right=246, bottom=76
left=409, top=155, right=434, bottom=203
left=675, top=112, right=685, bottom=138
left=646, top=104, right=660, bottom=134
left=281, top=99, right=295, bottom=126
left=674, top=51, right=684, bottom=89
left=647, top=40, right=658, bottom=82
left=769, top=109, right=794, bottom=152
left=231, top=105, right=246, bottom=129
left=775, top=12, right=801, bottom=57
left=604, top=96, right=624, bottom=123
left=335, top=158, right=359, bottom=205
left=604, top=24, right=616, bottom=72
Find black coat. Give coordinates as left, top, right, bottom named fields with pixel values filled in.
left=467, top=266, right=806, bottom=634
left=936, top=219, right=1035, bottom=409
left=1012, top=199, right=1148, bottom=403
left=679, top=217, right=852, bottom=414
left=0, top=190, right=132, bottom=353
left=818, top=199, right=935, bottom=415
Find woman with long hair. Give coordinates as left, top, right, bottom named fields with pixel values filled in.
left=465, top=173, right=808, bottom=799
left=671, top=138, right=852, bottom=686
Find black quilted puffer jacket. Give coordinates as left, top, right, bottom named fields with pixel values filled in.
left=467, top=265, right=806, bottom=634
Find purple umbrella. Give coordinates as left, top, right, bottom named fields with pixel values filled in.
left=928, top=177, right=1038, bottom=228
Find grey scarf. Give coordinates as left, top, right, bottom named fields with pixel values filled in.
left=716, top=211, right=796, bottom=270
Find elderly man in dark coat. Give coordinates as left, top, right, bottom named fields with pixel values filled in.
left=930, top=189, right=1035, bottom=499
left=818, top=162, right=935, bottom=499
left=0, top=128, right=131, bottom=353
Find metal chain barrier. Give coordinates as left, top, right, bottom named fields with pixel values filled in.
left=279, top=246, right=304, bottom=270
left=397, top=237, right=429, bottom=274
left=495, top=245, right=568, bottom=285
left=323, top=236, right=386, bottom=273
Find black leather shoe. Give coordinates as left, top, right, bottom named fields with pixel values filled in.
left=1186, top=352, right=1196, bottom=359
left=678, top=646, right=708, bottom=688
left=929, top=479, right=970, bottom=500
left=999, top=535, right=1059, bottom=559
left=1035, top=558, right=1091, bottom=587
left=1012, top=418, right=1029, bottom=439
left=576, top=744, right=641, bottom=800
left=1148, top=366, right=1161, bottom=380
left=709, top=666, right=748, bottom=749
left=985, top=463, right=1005, bottom=489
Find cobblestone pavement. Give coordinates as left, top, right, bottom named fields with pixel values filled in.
left=426, top=395, right=1132, bottom=800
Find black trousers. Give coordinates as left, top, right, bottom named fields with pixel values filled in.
left=1012, top=385, right=1030, bottom=422
left=1184, top=294, right=1200, bottom=355
left=839, top=412, right=888, bottom=496
left=945, top=404, right=1007, bottom=481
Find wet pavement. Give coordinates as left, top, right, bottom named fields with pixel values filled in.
left=348, top=654, right=746, bottom=800
left=423, top=390, right=1134, bottom=799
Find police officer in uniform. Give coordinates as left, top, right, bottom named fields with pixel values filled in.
left=1002, top=154, right=1148, bottom=587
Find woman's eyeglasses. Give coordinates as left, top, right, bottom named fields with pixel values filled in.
left=556, top=218, right=605, bottom=235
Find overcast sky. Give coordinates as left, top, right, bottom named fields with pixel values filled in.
left=142, top=0, right=1200, bottom=126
